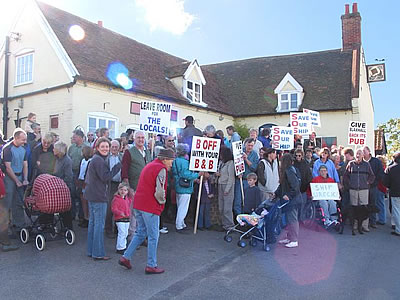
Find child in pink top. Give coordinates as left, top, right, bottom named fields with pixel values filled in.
left=111, top=182, right=133, bottom=253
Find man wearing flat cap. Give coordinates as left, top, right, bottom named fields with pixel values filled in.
left=179, top=116, right=202, bottom=149
left=118, top=148, right=175, bottom=274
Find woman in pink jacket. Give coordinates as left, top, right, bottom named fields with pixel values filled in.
left=111, top=182, right=133, bottom=254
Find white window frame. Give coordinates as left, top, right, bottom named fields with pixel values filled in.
left=15, top=52, right=34, bottom=86
left=87, top=112, right=119, bottom=139
left=184, top=79, right=202, bottom=103
left=274, top=73, right=304, bottom=112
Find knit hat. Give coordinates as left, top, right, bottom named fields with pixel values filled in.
left=157, top=148, right=175, bottom=160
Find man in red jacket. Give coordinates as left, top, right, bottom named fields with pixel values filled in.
left=118, top=148, right=175, bottom=274
left=309, top=165, right=339, bottom=227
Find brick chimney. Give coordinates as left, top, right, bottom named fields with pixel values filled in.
left=97, top=20, right=103, bottom=27
left=341, top=3, right=361, bottom=51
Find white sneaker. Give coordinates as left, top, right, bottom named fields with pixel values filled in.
left=278, top=239, right=290, bottom=244
left=285, top=241, right=298, bottom=248
left=324, top=219, right=333, bottom=227
left=159, top=227, right=168, bottom=234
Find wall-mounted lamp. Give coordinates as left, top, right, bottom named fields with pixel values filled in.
left=219, top=114, right=224, bottom=121
left=103, top=102, right=111, bottom=110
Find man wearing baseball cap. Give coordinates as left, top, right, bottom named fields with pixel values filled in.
left=179, top=116, right=202, bottom=148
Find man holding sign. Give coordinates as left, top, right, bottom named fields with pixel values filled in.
left=309, top=165, right=340, bottom=227
left=233, top=138, right=258, bottom=216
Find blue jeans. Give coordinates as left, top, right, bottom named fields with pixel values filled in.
left=376, top=190, right=386, bottom=224
left=369, top=186, right=378, bottom=225
left=234, top=178, right=248, bottom=215
left=87, top=202, right=107, bottom=258
left=123, top=210, right=160, bottom=268
left=4, top=176, right=25, bottom=229
left=341, top=190, right=350, bottom=209
left=198, top=203, right=211, bottom=228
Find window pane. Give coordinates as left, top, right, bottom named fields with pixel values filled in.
left=88, top=117, right=97, bottom=133
left=186, top=91, right=193, bottom=100
left=195, top=84, right=200, bottom=93
left=108, top=120, right=116, bottom=139
left=281, top=102, right=289, bottom=110
left=321, top=137, right=337, bottom=148
left=99, top=119, right=106, bottom=128
left=187, top=81, right=193, bottom=90
left=290, top=93, right=298, bottom=108
left=281, top=94, right=288, bottom=100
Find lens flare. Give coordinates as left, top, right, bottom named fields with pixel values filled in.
left=69, top=25, right=85, bottom=41
left=106, top=62, right=138, bottom=91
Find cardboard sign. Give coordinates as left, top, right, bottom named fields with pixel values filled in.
left=139, top=101, right=172, bottom=134
left=310, top=183, right=340, bottom=200
left=290, top=112, right=312, bottom=135
left=271, top=126, right=294, bottom=150
left=348, top=121, right=367, bottom=146
left=232, top=141, right=245, bottom=176
left=303, top=108, right=321, bottom=127
left=189, top=137, right=221, bottom=172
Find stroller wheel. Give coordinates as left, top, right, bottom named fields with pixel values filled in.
left=65, top=230, right=75, bottom=246
left=20, top=228, right=29, bottom=244
left=224, top=235, right=233, bottom=243
left=35, top=234, right=46, bottom=251
left=250, top=239, right=257, bottom=247
left=264, top=245, right=271, bottom=252
left=237, top=240, right=246, bottom=248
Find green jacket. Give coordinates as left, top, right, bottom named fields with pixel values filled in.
left=127, top=147, right=152, bottom=190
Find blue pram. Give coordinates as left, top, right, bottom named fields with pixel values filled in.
left=224, top=200, right=289, bottom=251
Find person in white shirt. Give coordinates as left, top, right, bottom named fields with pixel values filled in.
left=249, top=128, right=263, bottom=159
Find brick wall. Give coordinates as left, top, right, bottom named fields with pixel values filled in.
left=341, top=3, right=361, bottom=51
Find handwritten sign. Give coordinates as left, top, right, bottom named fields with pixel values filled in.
left=310, top=183, right=340, bottom=200
left=139, top=101, right=171, bottom=134
left=271, top=126, right=294, bottom=150
left=348, top=121, right=367, bottom=146
left=303, top=108, right=321, bottom=127
left=189, top=137, right=221, bottom=172
left=232, top=141, right=245, bottom=176
left=290, top=112, right=312, bottom=135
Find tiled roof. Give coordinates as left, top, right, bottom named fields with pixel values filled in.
left=202, top=50, right=354, bottom=116
left=38, top=2, right=353, bottom=117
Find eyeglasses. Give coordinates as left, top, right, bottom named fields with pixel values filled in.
left=167, top=140, right=175, bottom=142
left=295, top=155, right=302, bottom=157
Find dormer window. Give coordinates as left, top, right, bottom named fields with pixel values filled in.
left=274, top=73, right=304, bottom=112
left=186, top=80, right=201, bottom=103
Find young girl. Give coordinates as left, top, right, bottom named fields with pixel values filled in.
left=111, top=182, right=133, bottom=254
left=25, top=112, right=36, bottom=134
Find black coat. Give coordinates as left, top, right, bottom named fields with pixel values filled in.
left=294, top=159, right=313, bottom=193
left=383, top=162, right=400, bottom=197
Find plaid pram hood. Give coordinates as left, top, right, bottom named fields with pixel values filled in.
left=25, top=174, right=71, bottom=213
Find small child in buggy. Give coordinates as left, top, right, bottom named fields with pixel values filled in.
left=224, top=173, right=288, bottom=251
left=21, top=174, right=75, bottom=251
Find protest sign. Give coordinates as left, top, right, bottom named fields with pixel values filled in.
left=348, top=121, right=367, bottom=146
left=232, top=141, right=245, bottom=176
left=189, top=136, right=221, bottom=172
left=310, top=183, right=340, bottom=200
left=139, top=101, right=172, bottom=135
left=290, top=112, right=312, bottom=135
left=303, top=108, right=321, bottom=127
left=271, top=126, right=294, bottom=150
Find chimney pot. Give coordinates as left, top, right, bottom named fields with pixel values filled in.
left=97, top=21, right=103, bottom=27
left=345, top=4, right=350, bottom=14
left=352, top=3, right=358, bottom=13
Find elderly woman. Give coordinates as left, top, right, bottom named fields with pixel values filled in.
left=31, top=133, right=55, bottom=181
left=172, top=143, right=200, bottom=233
left=53, top=141, right=74, bottom=229
left=85, top=137, right=121, bottom=260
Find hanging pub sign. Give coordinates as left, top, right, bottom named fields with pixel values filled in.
left=366, top=63, right=386, bottom=83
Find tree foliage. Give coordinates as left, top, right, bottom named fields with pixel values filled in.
left=378, top=118, right=400, bottom=158
left=233, top=120, right=250, bottom=140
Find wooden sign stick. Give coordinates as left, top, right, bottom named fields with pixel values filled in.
left=240, top=176, right=245, bottom=210
left=193, top=175, right=204, bottom=234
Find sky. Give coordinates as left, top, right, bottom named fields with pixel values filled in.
left=0, top=0, right=399, bottom=127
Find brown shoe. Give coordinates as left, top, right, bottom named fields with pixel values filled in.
left=145, top=266, right=165, bottom=274
left=370, top=224, right=377, bottom=229
left=118, top=257, right=132, bottom=269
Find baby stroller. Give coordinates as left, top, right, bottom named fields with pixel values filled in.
left=20, top=174, right=76, bottom=251
left=224, top=200, right=289, bottom=252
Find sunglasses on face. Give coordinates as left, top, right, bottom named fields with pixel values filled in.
left=296, top=155, right=302, bottom=157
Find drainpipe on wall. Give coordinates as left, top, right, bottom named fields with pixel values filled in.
left=2, top=36, right=10, bottom=138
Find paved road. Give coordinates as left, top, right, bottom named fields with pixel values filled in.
left=0, top=219, right=399, bottom=300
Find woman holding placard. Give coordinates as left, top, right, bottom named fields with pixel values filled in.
left=276, top=154, right=302, bottom=248
left=172, top=144, right=200, bottom=233
left=216, top=147, right=235, bottom=231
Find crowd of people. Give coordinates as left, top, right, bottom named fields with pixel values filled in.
left=0, top=113, right=399, bottom=276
